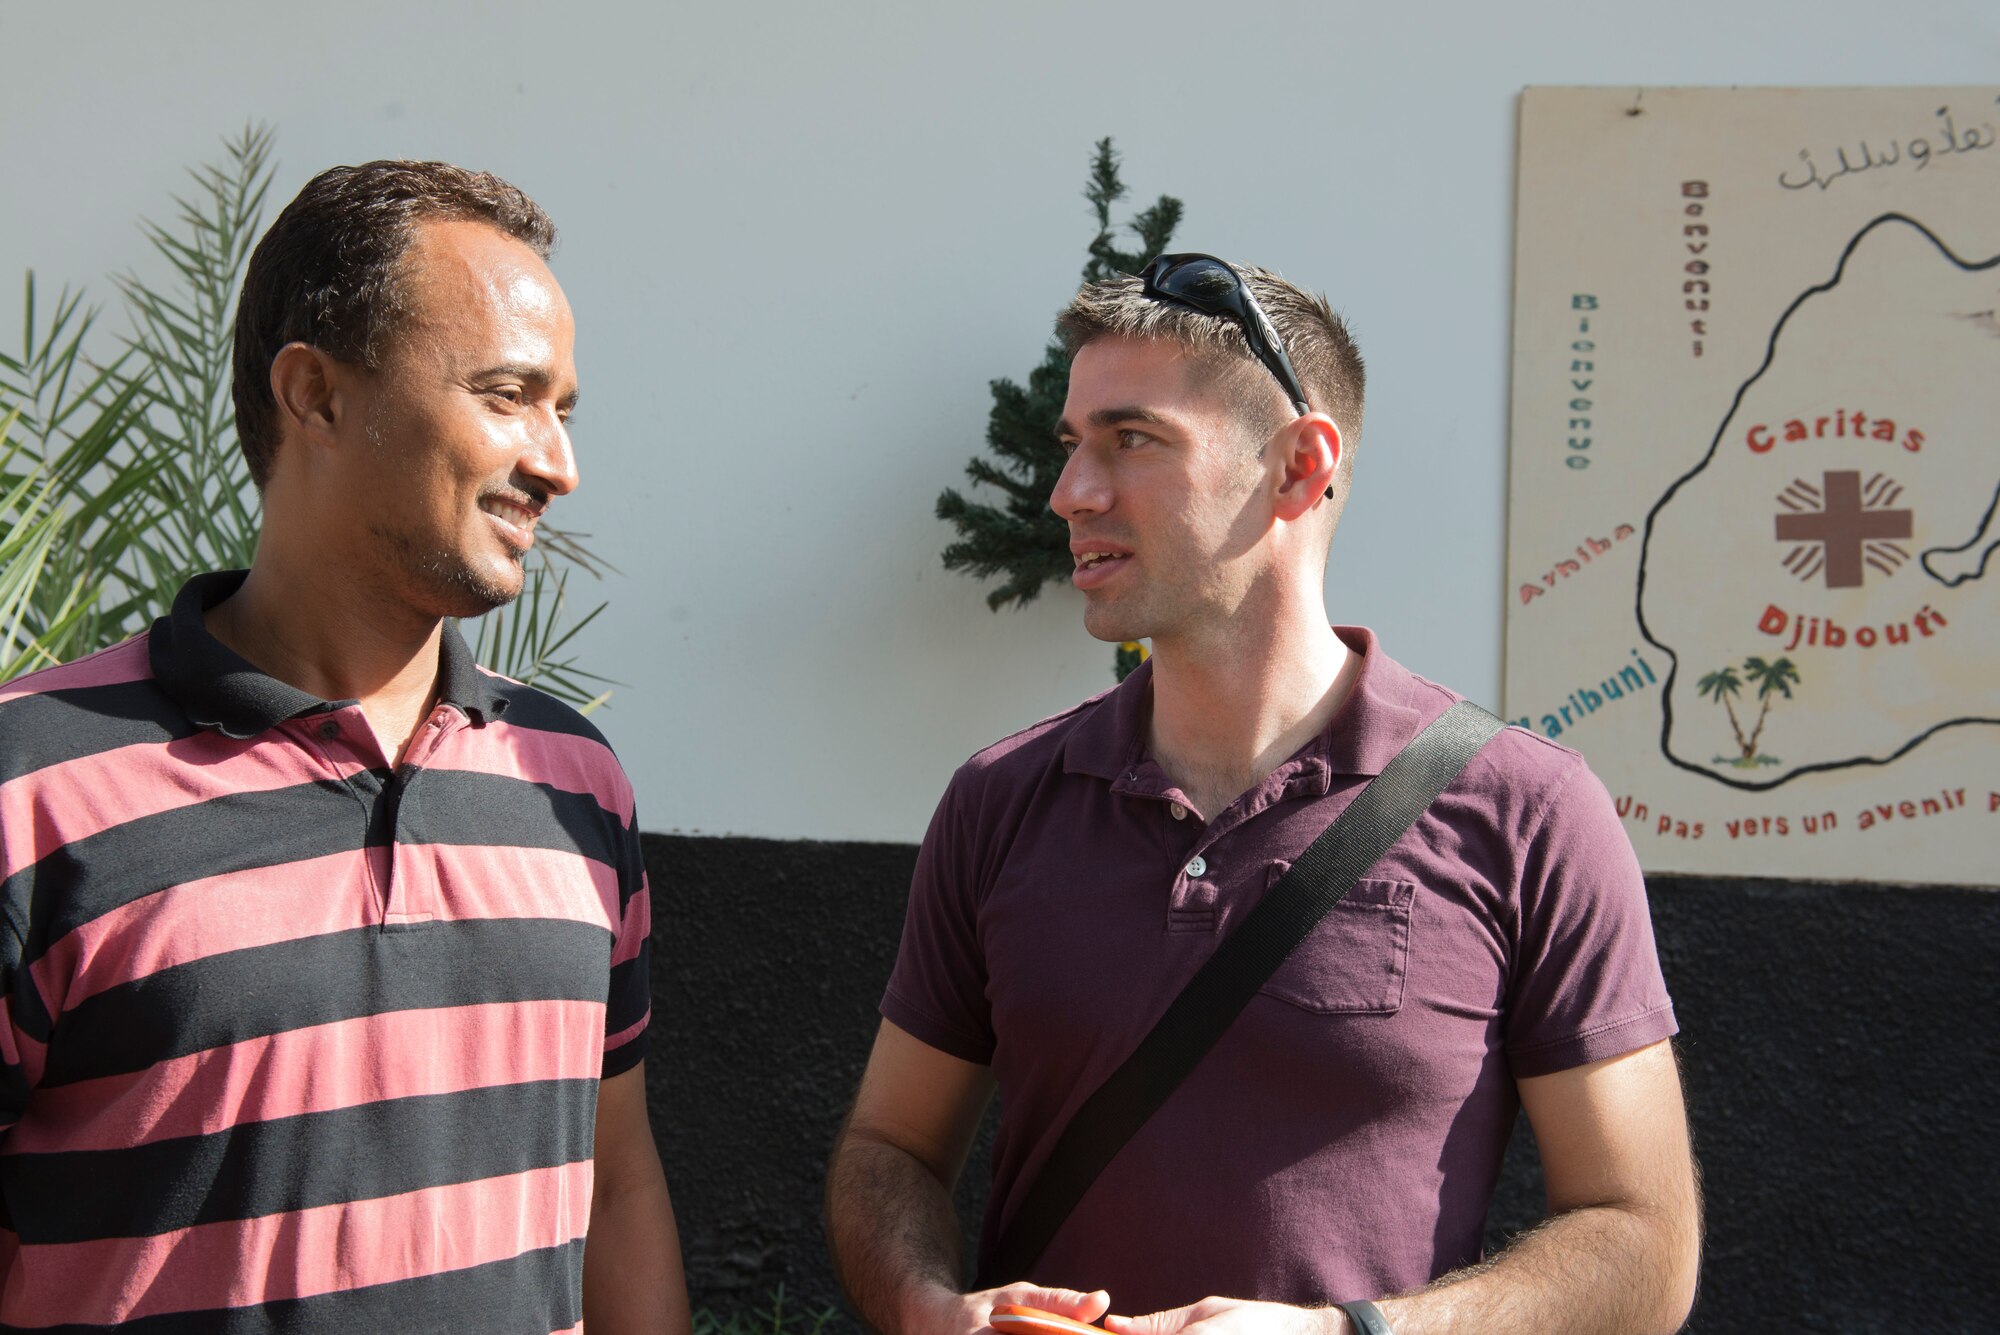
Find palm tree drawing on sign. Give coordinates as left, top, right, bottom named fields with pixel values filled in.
left=1696, top=664, right=1748, bottom=760
left=1698, top=657, right=1801, bottom=767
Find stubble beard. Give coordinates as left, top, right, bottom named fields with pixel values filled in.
left=1082, top=576, right=1172, bottom=646
left=420, top=541, right=523, bottom=618
left=1082, top=595, right=1143, bottom=646
left=1083, top=559, right=1244, bottom=650
left=367, top=518, right=525, bottom=620
left=363, top=413, right=525, bottom=620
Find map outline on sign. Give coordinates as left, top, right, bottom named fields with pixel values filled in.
left=1637, top=211, right=2000, bottom=792
left=1505, top=84, right=2000, bottom=884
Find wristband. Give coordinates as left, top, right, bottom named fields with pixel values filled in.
left=1335, top=1300, right=1394, bottom=1335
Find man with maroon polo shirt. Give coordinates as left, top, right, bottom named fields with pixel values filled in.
left=0, top=164, right=688, bottom=1331
left=826, top=258, right=1699, bottom=1335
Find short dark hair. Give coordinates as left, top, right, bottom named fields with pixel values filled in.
left=1056, top=263, right=1366, bottom=467
left=231, top=160, right=556, bottom=488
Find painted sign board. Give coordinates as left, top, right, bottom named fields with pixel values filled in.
left=1506, top=86, right=2000, bottom=884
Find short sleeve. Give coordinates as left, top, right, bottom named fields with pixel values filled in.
left=1503, top=757, right=1677, bottom=1077
left=880, top=772, right=996, bottom=1065
left=602, top=802, right=652, bottom=1080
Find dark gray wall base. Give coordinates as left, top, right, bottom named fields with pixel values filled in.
left=643, top=834, right=956, bottom=1319
left=644, top=835, right=2000, bottom=1331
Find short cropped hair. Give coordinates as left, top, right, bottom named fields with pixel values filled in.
left=231, top=160, right=556, bottom=488
left=1056, top=264, right=1366, bottom=461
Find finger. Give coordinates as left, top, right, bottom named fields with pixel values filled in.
left=1004, top=1286, right=1111, bottom=1322
left=1104, top=1303, right=1199, bottom=1334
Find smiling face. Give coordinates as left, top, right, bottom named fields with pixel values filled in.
left=1052, top=336, right=1283, bottom=647
left=329, top=218, right=580, bottom=619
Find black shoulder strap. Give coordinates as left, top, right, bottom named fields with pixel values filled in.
left=978, top=700, right=1505, bottom=1287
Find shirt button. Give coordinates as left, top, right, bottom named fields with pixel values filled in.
left=1185, top=855, right=1208, bottom=878
left=317, top=720, right=339, bottom=740
left=1169, top=802, right=1187, bottom=821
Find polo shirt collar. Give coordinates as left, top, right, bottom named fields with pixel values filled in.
left=1061, top=625, right=1426, bottom=782
left=1320, top=626, right=1427, bottom=776
left=149, top=569, right=508, bottom=738
left=1061, top=657, right=1155, bottom=782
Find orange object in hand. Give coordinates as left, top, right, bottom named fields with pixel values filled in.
left=989, top=1305, right=1104, bottom=1334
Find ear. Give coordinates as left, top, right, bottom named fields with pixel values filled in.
left=1271, top=413, right=1342, bottom=522
left=267, top=342, right=348, bottom=453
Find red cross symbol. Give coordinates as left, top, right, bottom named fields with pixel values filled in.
left=1774, top=470, right=1912, bottom=588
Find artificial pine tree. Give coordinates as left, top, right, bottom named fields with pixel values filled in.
left=935, top=139, right=1182, bottom=680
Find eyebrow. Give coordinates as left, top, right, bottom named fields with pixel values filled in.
left=1053, top=405, right=1173, bottom=440
left=477, top=362, right=581, bottom=412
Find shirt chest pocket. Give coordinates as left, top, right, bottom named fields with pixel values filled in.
left=1255, top=876, right=1416, bottom=1014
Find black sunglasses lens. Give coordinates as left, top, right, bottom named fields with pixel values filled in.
left=1149, top=257, right=1240, bottom=309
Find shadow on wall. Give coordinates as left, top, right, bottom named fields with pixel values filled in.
left=643, top=834, right=2000, bottom=1333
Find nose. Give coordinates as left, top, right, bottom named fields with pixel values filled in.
left=1049, top=445, right=1111, bottom=522
left=523, top=409, right=581, bottom=498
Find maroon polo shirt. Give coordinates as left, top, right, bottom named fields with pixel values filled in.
left=882, top=628, right=1676, bottom=1312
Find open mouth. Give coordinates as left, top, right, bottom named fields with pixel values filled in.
left=478, top=495, right=543, bottom=547
left=1072, top=547, right=1132, bottom=587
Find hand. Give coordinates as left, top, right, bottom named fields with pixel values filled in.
left=1104, top=1297, right=1344, bottom=1335
left=910, top=1281, right=1111, bottom=1335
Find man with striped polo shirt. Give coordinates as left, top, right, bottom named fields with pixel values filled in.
left=0, top=163, right=688, bottom=1331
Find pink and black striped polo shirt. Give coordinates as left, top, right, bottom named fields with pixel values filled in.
left=0, top=570, right=653, bottom=1332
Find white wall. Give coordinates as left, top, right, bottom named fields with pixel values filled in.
left=4, top=1, right=1995, bottom=841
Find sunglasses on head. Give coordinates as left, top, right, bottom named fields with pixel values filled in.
left=1136, top=252, right=1329, bottom=496
left=1138, top=253, right=1312, bottom=417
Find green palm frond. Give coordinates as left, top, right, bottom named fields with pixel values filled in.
left=463, top=564, right=616, bottom=712
left=1742, top=655, right=1801, bottom=700
left=1695, top=666, right=1742, bottom=702
left=0, top=295, right=156, bottom=670
left=110, top=123, right=273, bottom=609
